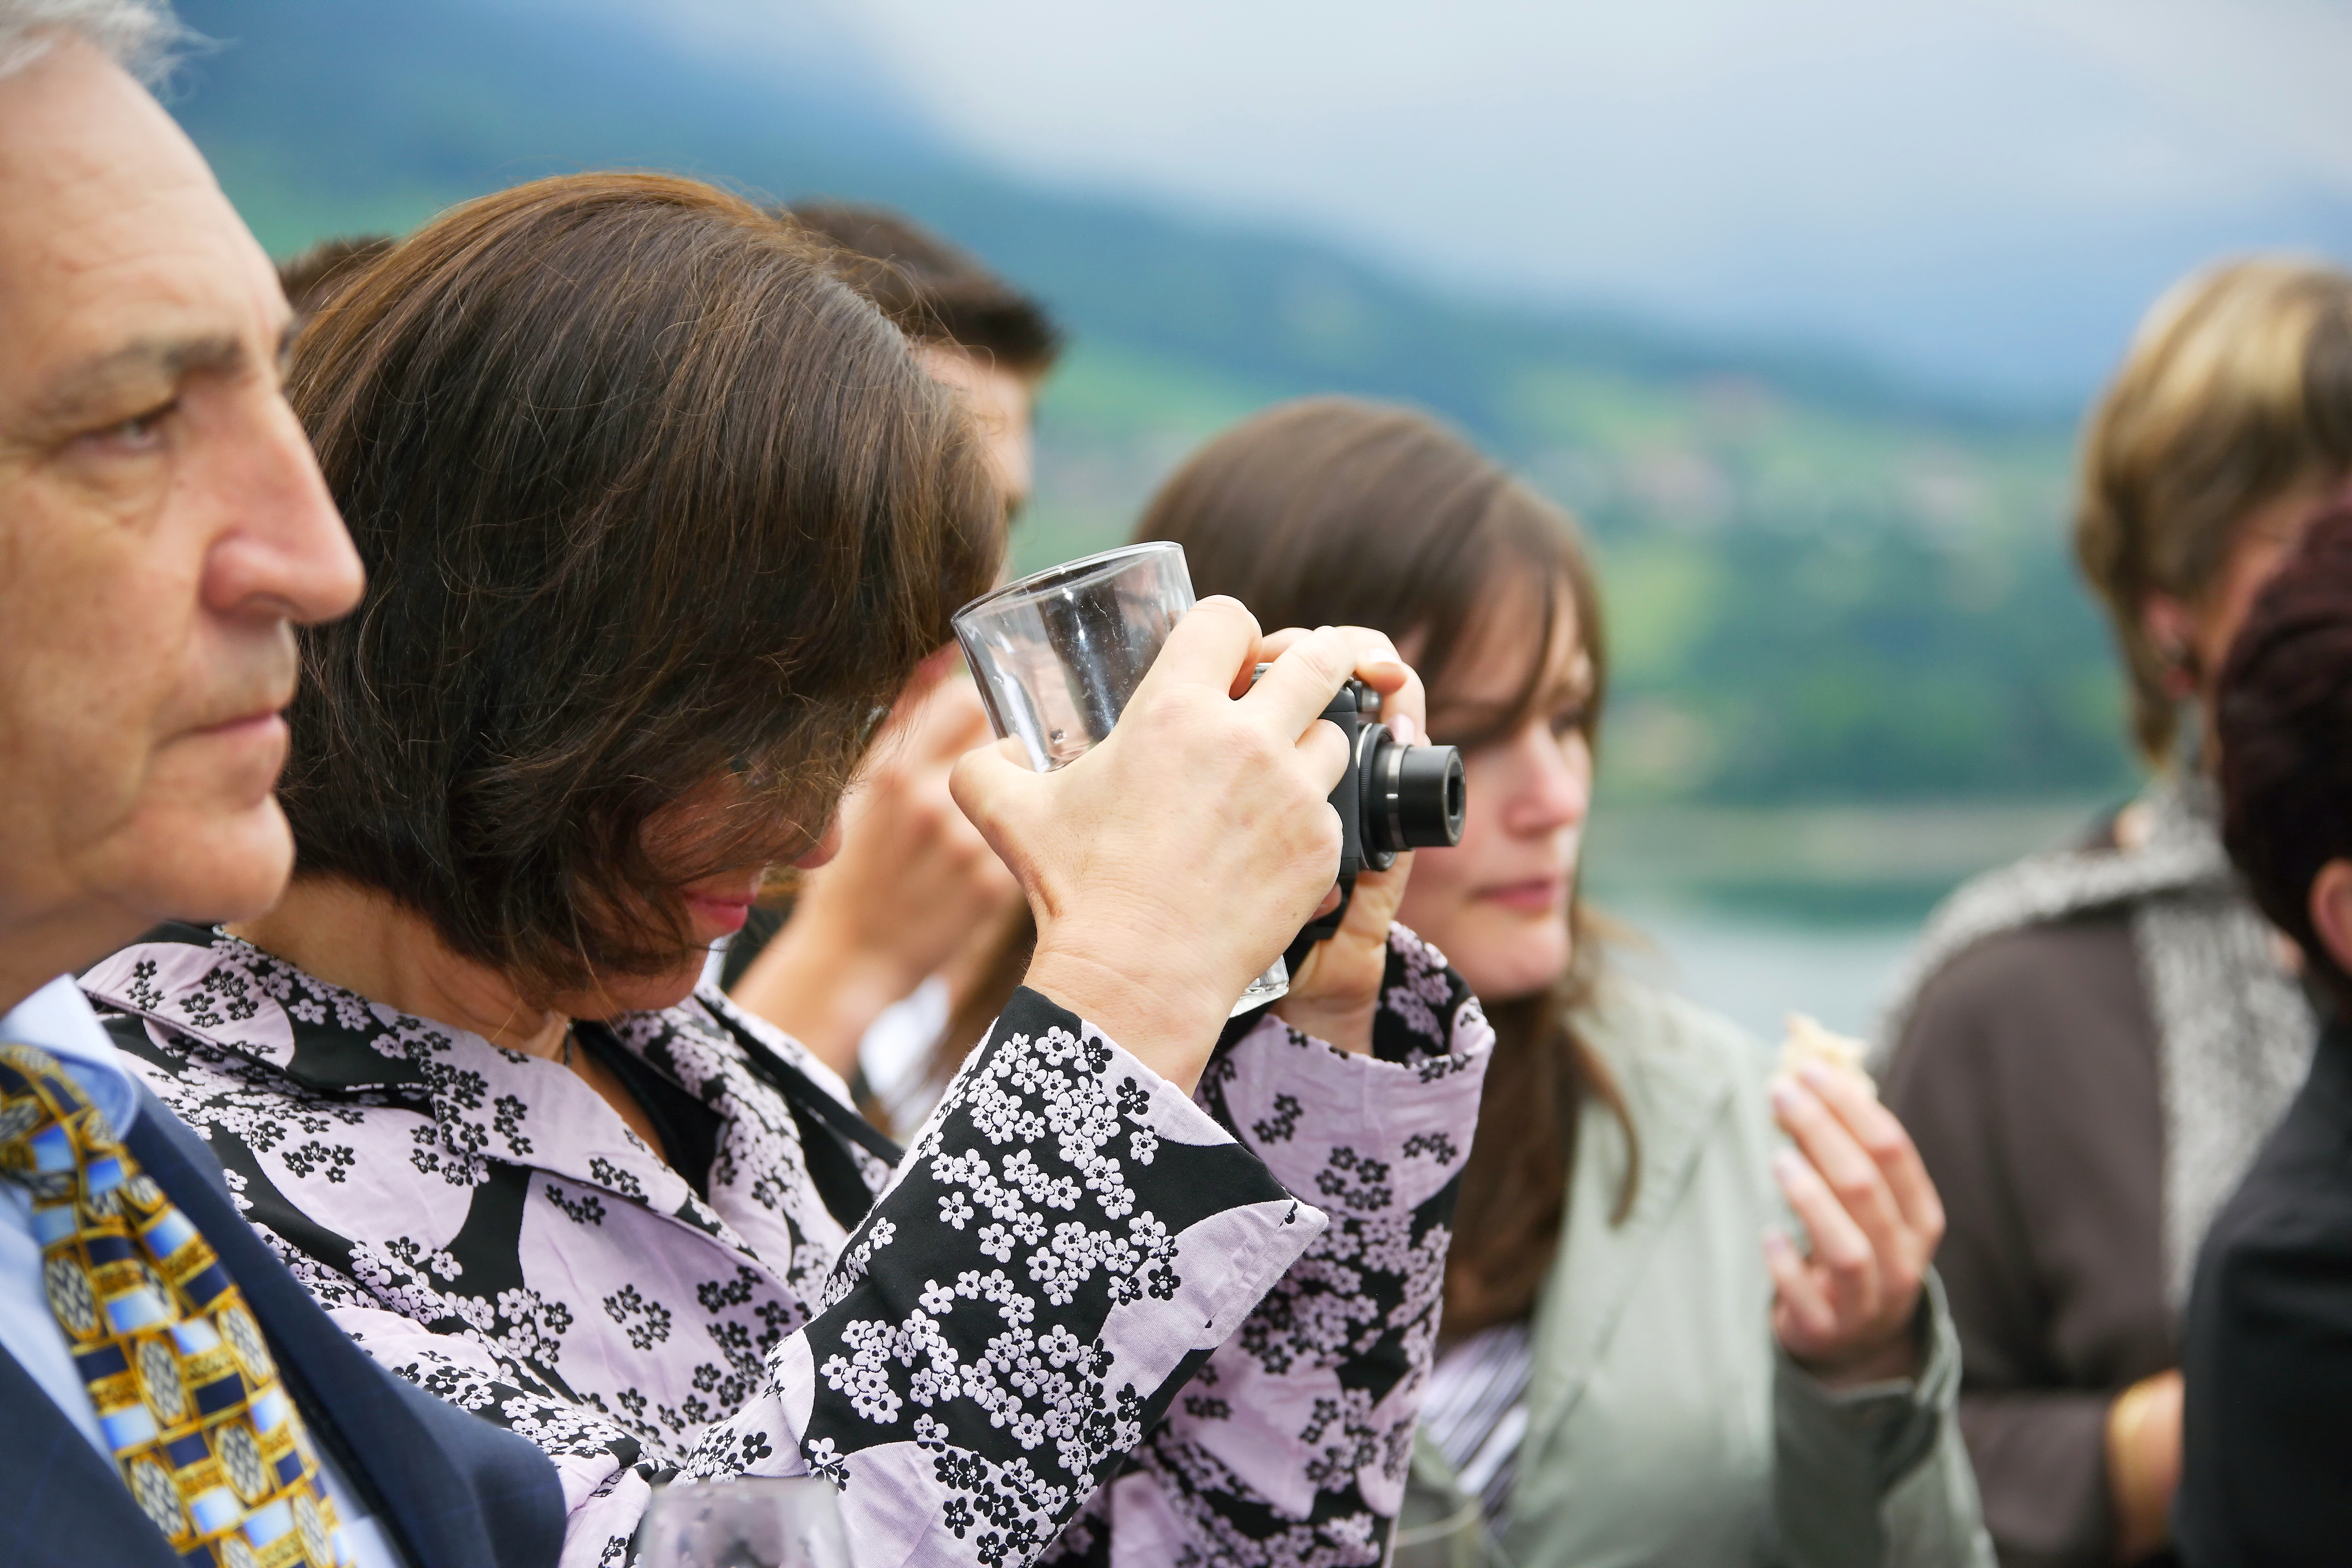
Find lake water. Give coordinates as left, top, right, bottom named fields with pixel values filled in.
left=703, top=802, right=2082, bottom=1054
left=1577, top=799, right=2103, bottom=1045
left=1601, top=903, right=1922, bottom=1045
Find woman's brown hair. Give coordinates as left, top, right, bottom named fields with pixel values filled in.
left=1135, top=396, right=1635, bottom=1337
left=2076, top=257, right=2352, bottom=763
left=283, top=173, right=1002, bottom=1002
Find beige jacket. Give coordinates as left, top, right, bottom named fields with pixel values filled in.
left=1398, top=973, right=1994, bottom=1568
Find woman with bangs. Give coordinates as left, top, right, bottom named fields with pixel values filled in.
left=1139, top=397, right=1991, bottom=1567
left=78, top=180, right=1494, bottom=1568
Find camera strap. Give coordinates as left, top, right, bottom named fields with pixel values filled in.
left=1293, top=869, right=1358, bottom=953
left=701, top=1006, right=903, bottom=1175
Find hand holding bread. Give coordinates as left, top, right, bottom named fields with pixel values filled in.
left=1763, top=1014, right=1946, bottom=1387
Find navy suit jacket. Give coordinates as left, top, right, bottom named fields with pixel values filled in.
left=0, top=1080, right=565, bottom=1568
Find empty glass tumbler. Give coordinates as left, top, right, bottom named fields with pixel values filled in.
left=952, top=541, right=1289, bottom=1012
left=637, top=1476, right=851, bottom=1568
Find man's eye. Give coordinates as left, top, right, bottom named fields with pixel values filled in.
left=80, top=402, right=176, bottom=453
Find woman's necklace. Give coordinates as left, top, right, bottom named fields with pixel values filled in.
left=560, top=1022, right=577, bottom=1068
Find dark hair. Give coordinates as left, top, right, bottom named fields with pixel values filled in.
left=283, top=173, right=1002, bottom=1003
left=786, top=201, right=1061, bottom=377
left=1134, top=396, right=1633, bottom=1337
left=2218, top=500, right=2352, bottom=1008
left=277, top=234, right=395, bottom=321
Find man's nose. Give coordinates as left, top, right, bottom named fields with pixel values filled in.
left=201, top=392, right=364, bottom=626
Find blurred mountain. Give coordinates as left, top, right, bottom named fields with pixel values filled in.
left=166, top=0, right=2135, bottom=811
left=808, top=0, right=2352, bottom=415
left=171, top=0, right=2017, bottom=428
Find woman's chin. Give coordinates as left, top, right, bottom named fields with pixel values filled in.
left=1450, top=912, right=1571, bottom=1003
left=565, top=957, right=710, bottom=1020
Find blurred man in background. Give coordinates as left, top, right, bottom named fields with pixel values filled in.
left=1882, top=259, right=2352, bottom=1568
left=788, top=200, right=1059, bottom=513
left=277, top=232, right=393, bottom=323
left=726, top=202, right=1060, bottom=1130
left=0, top=6, right=559, bottom=1564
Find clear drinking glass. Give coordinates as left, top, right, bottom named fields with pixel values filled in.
left=1387, top=1494, right=1488, bottom=1568
left=953, top=541, right=1288, bottom=1013
left=637, top=1477, right=850, bottom=1568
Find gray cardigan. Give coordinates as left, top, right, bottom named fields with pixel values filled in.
left=1397, top=973, right=1994, bottom=1568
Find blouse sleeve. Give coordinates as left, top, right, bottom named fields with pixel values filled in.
left=677, top=985, right=1329, bottom=1567
left=1071, top=925, right=1493, bottom=1566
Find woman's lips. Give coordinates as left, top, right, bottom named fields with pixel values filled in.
left=194, top=710, right=287, bottom=745
left=1478, top=877, right=1564, bottom=914
left=683, top=891, right=756, bottom=935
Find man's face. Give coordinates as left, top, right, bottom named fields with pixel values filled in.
left=918, top=343, right=1037, bottom=514
left=0, top=40, right=362, bottom=977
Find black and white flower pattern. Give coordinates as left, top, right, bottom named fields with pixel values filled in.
left=85, top=922, right=1488, bottom=1567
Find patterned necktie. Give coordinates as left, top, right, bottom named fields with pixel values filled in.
left=0, top=1041, right=348, bottom=1568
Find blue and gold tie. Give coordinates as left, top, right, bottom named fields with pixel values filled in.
left=0, top=1042, right=348, bottom=1568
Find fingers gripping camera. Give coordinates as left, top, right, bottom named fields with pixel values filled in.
left=1258, top=669, right=1467, bottom=953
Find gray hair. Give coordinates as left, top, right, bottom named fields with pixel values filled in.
left=0, top=0, right=185, bottom=87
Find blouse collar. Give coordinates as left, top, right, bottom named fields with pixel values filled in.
left=78, top=922, right=761, bottom=1257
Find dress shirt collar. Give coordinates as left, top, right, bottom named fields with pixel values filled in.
left=0, top=974, right=140, bottom=1135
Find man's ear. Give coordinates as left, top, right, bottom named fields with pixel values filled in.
left=2306, top=859, right=2352, bottom=980
left=2143, top=594, right=2201, bottom=698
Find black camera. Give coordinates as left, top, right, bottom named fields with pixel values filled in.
left=1263, top=671, right=1466, bottom=949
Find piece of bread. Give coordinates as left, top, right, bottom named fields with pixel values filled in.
left=1778, top=1013, right=1872, bottom=1090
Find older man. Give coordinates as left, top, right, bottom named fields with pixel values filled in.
left=0, top=5, right=560, bottom=1566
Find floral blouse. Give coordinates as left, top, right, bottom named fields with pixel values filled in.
left=83, top=922, right=1491, bottom=1568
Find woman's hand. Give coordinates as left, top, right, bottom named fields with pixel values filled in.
left=1262, top=625, right=1426, bottom=1057
left=731, top=667, right=1021, bottom=1075
left=952, top=598, right=1371, bottom=1091
left=2107, top=1369, right=2183, bottom=1564
left=1764, top=1062, right=1947, bottom=1386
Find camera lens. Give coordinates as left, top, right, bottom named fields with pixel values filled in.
left=1366, top=737, right=1467, bottom=855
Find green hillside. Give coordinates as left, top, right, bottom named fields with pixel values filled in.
left=167, top=0, right=2134, bottom=812
left=1021, top=340, right=2104, bottom=805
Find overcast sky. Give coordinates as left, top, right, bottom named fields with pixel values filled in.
left=652, top=0, right=2352, bottom=403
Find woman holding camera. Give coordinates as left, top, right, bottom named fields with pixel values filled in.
left=1140, top=398, right=1991, bottom=1567
left=82, top=177, right=1491, bottom=1568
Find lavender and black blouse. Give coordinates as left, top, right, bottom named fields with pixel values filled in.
left=83, top=922, right=1489, bottom=1568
